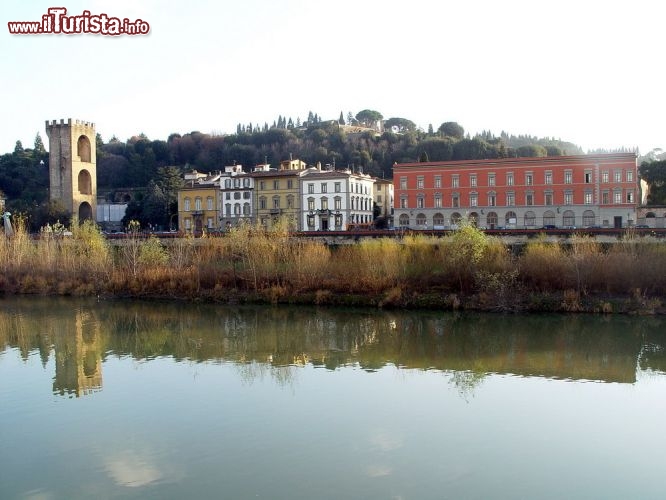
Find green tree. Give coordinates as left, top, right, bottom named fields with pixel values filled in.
left=34, top=133, right=46, bottom=155
left=516, top=144, right=548, bottom=157
left=355, top=109, right=383, bottom=128
left=384, top=117, right=416, bottom=133
left=640, top=160, right=666, bottom=205
left=339, top=111, right=345, bottom=125
left=438, top=122, right=465, bottom=139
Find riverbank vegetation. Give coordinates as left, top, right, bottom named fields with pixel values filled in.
left=1, top=218, right=665, bottom=314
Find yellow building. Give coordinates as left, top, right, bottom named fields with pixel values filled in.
left=178, top=171, right=222, bottom=234
left=252, top=162, right=307, bottom=231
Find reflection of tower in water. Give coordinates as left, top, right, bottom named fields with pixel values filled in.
left=53, top=309, right=103, bottom=397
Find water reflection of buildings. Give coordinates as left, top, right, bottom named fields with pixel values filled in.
left=53, top=309, right=103, bottom=397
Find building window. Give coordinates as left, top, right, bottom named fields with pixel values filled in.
left=434, top=194, right=442, bottom=208
left=308, top=198, right=315, bottom=211
left=225, top=179, right=232, bottom=189
left=259, top=181, right=265, bottom=190
left=452, top=194, right=460, bottom=208
left=470, top=193, right=478, bottom=207
left=273, top=180, right=280, bottom=190
left=564, top=191, right=573, bottom=205
left=563, top=210, right=575, bottom=227
left=185, top=218, right=191, bottom=230
left=335, top=214, right=342, bottom=228
left=234, top=192, right=241, bottom=200
left=488, top=173, right=495, bottom=187
left=321, top=198, right=329, bottom=210
left=545, top=192, right=553, bottom=206
left=583, top=210, right=595, bottom=227
left=545, top=171, right=552, bottom=185
left=400, top=197, right=408, bottom=209
left=488, top=192, right=496, bottom=207
left=195, top=198, right=202, bottom=210
left=433, top=213, right=444, bottom=226
left=416, top=213, right=426, bottom=226
left=244, top=178, right=251, bottom=188
left=525, top=211, right=536, bottom=227
left=399, top=214, right=410, bottom=227
left=627, top=171, right=634, bottom=182
left=615, top=171, right=622, bottom=183
left=565, top=171, right=572, bottom=184
left=543, top=210, right=556, bottom=227
left=602, top=171, right=609, bottom=183
left=225, top=192, right=231, bottom=200
left=308, top=183, right=315, bottom=194
left=335, top=197, right=341, bottom=210
left=526, top=192, right=534, bottom=206
left=225, top=203, right=231, bottom=216
left=584, top=192, right=593, bottom=204
left=506, top=192, right=515, bottom=206
left=417, top=176, right=424, bottom=189
left=334, top=182, right=341, bottom=192
left=287, top=196, right=294, bottom=209
left=400, top=177, right=407, bottom=189
left=307, top=216, right=315, bottom=229
left=243, top=191, right=251, bottom=199
left=207, top=197, right=213, bottom=210
left=417, top=196, right=424, bottom=209
left=321, top=183, right=327, bottom=193
left=525, top=173, right=533, bottom=186
left=273, top=197, right=280, bottom=209
left=259, top=197, right=266, bottom=209
left=234, top=204, right=241, bottom=215
left=507, top=173, right=514, bottom=186
left=584, top=171, right=592, bottom=183
left=627, top=191, right=634, bottom=203
left=470, top=174, right=477, bottom=188
left=452, top=175, right=459, bottom=188
left=434, top=176, right=441, bottom=188
left=287, top=179, right=293, bottom=189
left=602, top=191, right=610, bottom=204
left=243, top=203, right=250, bottom=215
left=184, top=198, right=191, bottom=211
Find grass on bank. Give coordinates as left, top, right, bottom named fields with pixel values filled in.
left=1, top=218, right=665, bottom=313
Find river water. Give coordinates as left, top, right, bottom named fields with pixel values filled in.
left=1, top=297, right=665, bottom=499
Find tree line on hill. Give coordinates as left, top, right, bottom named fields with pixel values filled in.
left=0, top=109, right=663, bottom=231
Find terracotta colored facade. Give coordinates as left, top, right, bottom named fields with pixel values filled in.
left=393, top=153, right=640, bottom=229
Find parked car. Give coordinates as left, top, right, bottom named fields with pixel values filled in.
left=541, top=225, right=557, bottom=230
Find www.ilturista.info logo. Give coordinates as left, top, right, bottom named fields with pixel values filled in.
left=8, top=7, right=150, bottom=35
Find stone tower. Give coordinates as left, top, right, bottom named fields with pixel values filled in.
left=45, top=118, right=97, bottom=221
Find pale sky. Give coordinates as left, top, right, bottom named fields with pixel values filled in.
left=2, top=0, right=663, bottom=156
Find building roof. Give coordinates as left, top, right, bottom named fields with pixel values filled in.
left=394, top=153, right=638, bottom=169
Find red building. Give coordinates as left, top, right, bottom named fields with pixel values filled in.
left=393, top=153, right=640, bottom=229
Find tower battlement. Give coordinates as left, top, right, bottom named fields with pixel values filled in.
left=45, top=118, right=96, bottom=133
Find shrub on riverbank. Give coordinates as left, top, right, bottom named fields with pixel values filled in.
left=1, top=220, right=665, bottom=313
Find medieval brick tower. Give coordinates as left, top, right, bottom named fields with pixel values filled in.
left=45, top=118, right=97, bottom=221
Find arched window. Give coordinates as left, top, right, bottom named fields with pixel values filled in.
left=234, top=203, right=241, bottom=215
left=398, top=213, right=410, bottom=227
left=78, top=169, right=92, bottom=195
left=195, top=198, right=202, bottom=210
left=524, top=211, right=536, bottom=227
left=416, top=213, right=426, bottom=226
left=451, top=212, right=462, bottom=225
left=243, top=203, right=250, bottom=215
left=77, top=135, right=91, bottom=162
left=433, top=213, right=444, bottom=226
left=583, top=210, right=596, bottom=227
left=563, top=210, right=575, bottom=227
left=184, top=198, right=191, bottom=211
left=486, top=212, right=498, bottom=229
left=505, top=211, right=517, bottom=226
left=543, top=210, right=556, bottom=227
left=225, top=179, right=231, bottom=189
left=469, top=212, right=479, bottom=226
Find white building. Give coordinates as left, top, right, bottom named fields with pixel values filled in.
left=219, top=164, right=254, bottom=229
left=300, top=167, right=375, bottom=231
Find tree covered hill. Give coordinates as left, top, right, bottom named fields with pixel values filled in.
left=96, top=111, right=584, bottom=190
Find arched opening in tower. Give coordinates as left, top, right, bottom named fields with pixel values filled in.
left=78, top=169, right=92, bottom=195
left=77, top=135, right=91, bottom=162
left=79, top=201, right=93, bottom=221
